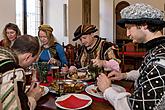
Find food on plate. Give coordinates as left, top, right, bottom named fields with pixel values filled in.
left=49, top=80, right=87, bottom=93
left=90, top=86, right=102, bottom=95
left=75, top=83, right=85, bottom=92
left=40, top=86, right=44, bottom=92
left=91, top=88, right=97, bottom=93
left=96, top=87, right=101, bottom=92
left=40, top=86, right=45, bottom=95
left=70, top=73, right=79, bottom=79
left=69, top=71, right=90, bottom=80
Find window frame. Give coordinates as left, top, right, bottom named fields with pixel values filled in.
left=20, top=0, right=43, bottom=34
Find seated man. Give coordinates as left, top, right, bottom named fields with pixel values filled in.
left=0, top=35, right=43, bottom=110
left=97, top=3, right=165, bottom=110
left=70, top=24, right=121, bottom=73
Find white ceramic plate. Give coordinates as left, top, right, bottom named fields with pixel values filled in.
left=25, top=85, right=49, bottom=96
left=85, top=84, right=126, bottom=98
left=55, top=93, right=92, bottom=110
left=41, top=86, right=49, bottom=96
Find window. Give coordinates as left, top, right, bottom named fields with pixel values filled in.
left=16, top=0, right=23, bottom=33
left=16, top=0, right=43, bottom=36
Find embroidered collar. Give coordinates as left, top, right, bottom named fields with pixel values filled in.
left=145, top=36, right=165, bottom=51
left=86, top=35, right=101, bottom=53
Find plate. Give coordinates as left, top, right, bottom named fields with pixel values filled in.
left=85, top=84, right=126, bottom=98
left=41, top=86, right=49, bottom=96
left=55, top=93, right=92, bottom=110
left=25, top=85, right=49, bottom=96
left=67, top=71, right=92, bottom=81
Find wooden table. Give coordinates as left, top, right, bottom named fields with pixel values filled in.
left=34, top=75, right=133, bottom=110
left=35, top=92, right=114, bottom=110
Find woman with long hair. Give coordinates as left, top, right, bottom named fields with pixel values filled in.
left=38, top=24, right=68, bottom=71
left=0, top=23, right=21, bottom=48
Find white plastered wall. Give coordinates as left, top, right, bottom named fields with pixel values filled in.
left=0, top=0, right=16, bottom=40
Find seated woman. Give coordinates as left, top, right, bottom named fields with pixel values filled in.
left=38, top=24, right=68, bottom=71
left=0, top=23, right=21, bottom=48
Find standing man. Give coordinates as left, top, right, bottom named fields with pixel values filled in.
left=97, top=3, right=165, bottom=110
left=0, top=35, right=43, bottom=110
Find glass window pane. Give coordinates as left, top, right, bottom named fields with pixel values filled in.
left=27, top=0, right=41, bottom=36
left=16, top=0, right=23, bottom=34
left=16, top=0, right=41, bottom=36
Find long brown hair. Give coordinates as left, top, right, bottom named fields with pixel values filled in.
left=2, top=23, right=21, bottom=48
left=38, top=24, right=57, bottom=48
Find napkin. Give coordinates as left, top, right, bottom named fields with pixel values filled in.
left=56, top=95, right=90, bottom=109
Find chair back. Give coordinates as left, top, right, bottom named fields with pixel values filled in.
left=62, top=42, right=78, bottom=66
left=122, top=42, right=138, bottom=52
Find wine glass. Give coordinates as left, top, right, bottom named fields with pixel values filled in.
left=104, top=67, right=112, bottom=76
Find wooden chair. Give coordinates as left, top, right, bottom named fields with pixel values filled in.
left=62, top=42, right=78, bottom=66
left=122, top=42, right=138, bottom=52
left=121, top=41, right=142, bottom=72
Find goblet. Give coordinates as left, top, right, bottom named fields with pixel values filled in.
left=37, top=62, right=49, bottom=83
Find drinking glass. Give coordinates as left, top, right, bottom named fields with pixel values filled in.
left=51, top=66, right=60, bottom=79
left=104, top=67, right=112, bottom=76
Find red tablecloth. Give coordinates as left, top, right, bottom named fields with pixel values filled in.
left=40, top=76, right=54, bottom=86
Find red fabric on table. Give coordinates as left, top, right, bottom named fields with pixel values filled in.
left=119, top=52, right=145, bottom=57
left=40, top=76, right=54, bottom=86
left=56, top=95, right=90, bottom=109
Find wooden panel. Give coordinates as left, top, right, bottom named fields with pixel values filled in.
left=82, top=0, right=91, bottom=24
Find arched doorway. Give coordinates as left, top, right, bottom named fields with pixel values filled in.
left=115, top=1, right=130, bottom=50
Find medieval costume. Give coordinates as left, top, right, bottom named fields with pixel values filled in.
left=75, top=35, right=120, bottom=69
left=0, top=47, right=36, bottom=110
left=102, top=3, right=165, bottom=110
